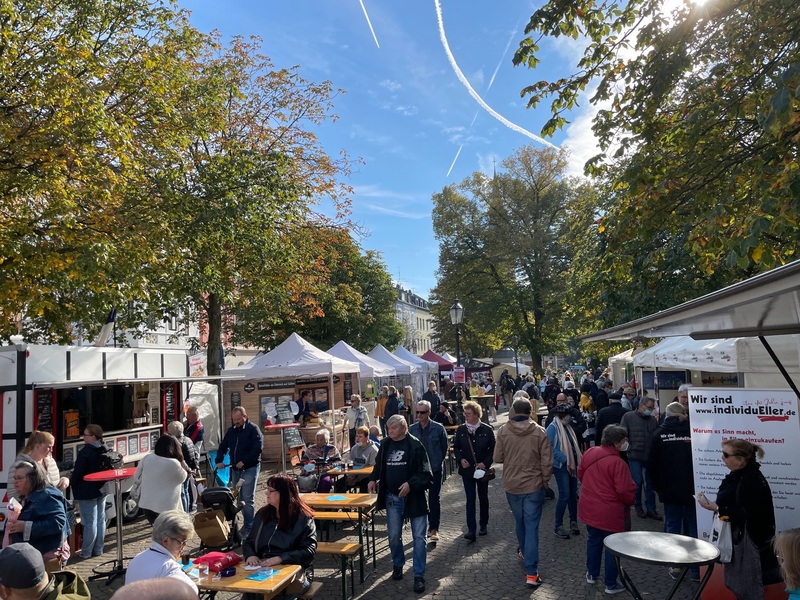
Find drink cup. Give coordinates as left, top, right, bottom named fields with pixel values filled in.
left=197, top=563, right=209, bottom=578
left=181, top=552, right=191, bottom=566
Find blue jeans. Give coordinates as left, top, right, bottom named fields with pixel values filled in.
left=664, top=503, right=700, bottom=578
left=628, top=459, right=656, bottom=512
left=77, top=496, right=107, bottom=557
left=506, top=488, right=545, bottom=576
left=586, top=525, right=619, bottom=587
left=429, top=470, right=443, bottom=531
left=231, top=464, right=260, bottom=536
left=553, top=466, right=578, bottom=529
left=385, top=493, right=427, bottom=578
left=462, top=475, right=489, bottom=534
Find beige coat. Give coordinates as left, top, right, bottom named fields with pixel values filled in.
left=493, top=417, right=553, bottom=494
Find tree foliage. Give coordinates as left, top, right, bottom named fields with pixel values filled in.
left=514, top=0, right=800, bottom=306
left=430, top=146, right=593, bottom=366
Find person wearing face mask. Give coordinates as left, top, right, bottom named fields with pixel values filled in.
left=546, top=405, right=582, bottom=539
left=578, top=425, right=637, bottom=595
left=620, top=397, right=661, bottom=520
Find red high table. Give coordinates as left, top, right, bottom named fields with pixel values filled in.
left=83, top=467, right=137, bottom=584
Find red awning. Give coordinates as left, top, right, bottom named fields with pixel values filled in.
left=421, top=349, right=454, bottom=370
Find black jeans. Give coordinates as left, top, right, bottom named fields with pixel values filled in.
left=461, top=475, right=489, bottom=534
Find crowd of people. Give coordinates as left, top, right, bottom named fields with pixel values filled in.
left=3, top=372, right=797, bottom=600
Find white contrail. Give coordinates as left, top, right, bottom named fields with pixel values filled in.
left=446, top=144, right=464, bottom=177
left=359, top=0, right=380, bottom=48
left=433, top=0, right=557, bottom=149
left=488, top=25, right=518, bottom=91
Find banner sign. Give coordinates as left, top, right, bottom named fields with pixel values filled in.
left=689, top=388, right=799, bottom=539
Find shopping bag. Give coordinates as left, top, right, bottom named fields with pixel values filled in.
left=193, top=509, right=230, bottom=547
left=711, top=513, right=733, bottom=563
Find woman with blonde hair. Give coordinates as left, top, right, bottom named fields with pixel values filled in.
left=7, top=431, right=69, bottom=500
left=775, top=528, right=800, bottom=598
left=698, top=438, right=781, bottom=598
left=376, top=386, right=389, bottom=436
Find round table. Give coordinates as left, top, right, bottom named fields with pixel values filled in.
left=263, top=422, right=301, bottom=473
left=84, top=467, right=137, bottom=584
left=604, top=531, right=720, bottom=600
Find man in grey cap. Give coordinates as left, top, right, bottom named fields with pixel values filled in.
left=0, top=543, right=90, bottom=600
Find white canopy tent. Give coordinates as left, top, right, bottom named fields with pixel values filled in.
left=368, top=344, right=422, bottom=401
left=394, top=345, right=439, bottom=403
left=441, top=352, right=457, bottom=363
left=608, top=348, right=635, bottom=388
left=327, top=341, right=396, bottom=379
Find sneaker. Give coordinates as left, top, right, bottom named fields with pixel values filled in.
left=428, top=530, right=439, bottom=542
left=414, top=577, right=425, bottom=593
left=635, top=507, right=647, bottom=518
left=668, top=567, right=682, bottom=580
left=570, top=521, right=581, bottom=535
left=464, top=532, right=476, bottom=541
left=392, top=565, right=403, bottom=580
left=586, top=573, right=597, bottom=584
left=479, top=526, right=488, bottom=536
left=554, top=526, right=570, bottom=539
left=604, top=583, right=626, bottom=595
left=526, top=574, right=543, bottom=587
left=646, top=511, right=663, bottom=521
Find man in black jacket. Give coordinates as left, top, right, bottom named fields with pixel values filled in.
left=594, top=392, right=628, bottom=449
left=215, top=406, right=264, bottom=538
left=369, top=415, right=432, bottom=594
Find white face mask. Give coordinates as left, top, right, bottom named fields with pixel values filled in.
left=619, top=441, right=630, bottom=452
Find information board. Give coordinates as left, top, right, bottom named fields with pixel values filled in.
left=274, top=403, right=304, bottom=448
left=35, top=389, right=54, bottom=434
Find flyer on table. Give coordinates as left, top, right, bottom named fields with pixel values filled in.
left=689, top=388, right=799, bottom=540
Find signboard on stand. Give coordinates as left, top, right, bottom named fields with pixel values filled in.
left=689, top=388, right=800, bottom=538
left=453, top=366, right=466, bottom=384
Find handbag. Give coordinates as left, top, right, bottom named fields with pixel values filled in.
left=465, top=429, right=495, bottom=481
left=711, top=513, right=733, bottom=563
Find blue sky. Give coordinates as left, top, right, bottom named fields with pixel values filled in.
left=180, top=1, right=596, bottom=299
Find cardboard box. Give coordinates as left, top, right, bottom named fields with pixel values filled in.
left=193, top=509, right=230, bottom=547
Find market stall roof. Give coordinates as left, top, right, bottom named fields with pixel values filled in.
left=368, top=344, right=420, bottom=375
left=632, top=337, right=739, bottom=372
left=327, top=340, right=397, bottom=379
left=441, top=352, right=457, bottom=363
left=228, top=332, right=360, bottom=379
left=581, top=259, right=800, bottom=342
left=393, top=345, right=438, bottom=374
left=608, top=348, right=635, bottom=365
left=420, top=349, right=453, bottom=370
left=32, top=375, right=244, bottom=389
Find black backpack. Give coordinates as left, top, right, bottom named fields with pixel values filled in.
left=98, top=449, right=124, bottom=471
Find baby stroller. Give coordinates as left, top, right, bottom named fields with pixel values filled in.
left=195, top=470, right=244, bottom=551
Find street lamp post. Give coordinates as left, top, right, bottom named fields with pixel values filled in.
left=512, top=333, right=519, bottom=378
left=449, top=298, right=464, bottom=423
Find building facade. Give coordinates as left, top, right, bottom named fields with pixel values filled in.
left=395, top=285, right=433, bottom=354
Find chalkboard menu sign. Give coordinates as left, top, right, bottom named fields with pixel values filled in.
left=150, top=429, right=160, bottom=452
left=164, top=385, right=176, bottom=422
left=343, top=379, right=353, bottom=405
left=274, top=404, right=304, bottom=448
left=35, top=389, right=54, bottom=434
left=231, top=391, right=241, bottom=411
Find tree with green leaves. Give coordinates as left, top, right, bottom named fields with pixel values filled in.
left=430, top=146, right=591, bottom=367
left=514, top=0, right=800, bottom=321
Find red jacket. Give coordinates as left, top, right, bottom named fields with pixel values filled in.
left=577, top=445, right=636, bottom=532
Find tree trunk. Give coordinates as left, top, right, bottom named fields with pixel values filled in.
left=207, top=292, right=222, bottom=377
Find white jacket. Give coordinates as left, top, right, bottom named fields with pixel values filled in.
left=133, top=453, right=186, bottom=513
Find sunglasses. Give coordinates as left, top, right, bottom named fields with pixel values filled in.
left=722, top=451, right=736, bottom=459
left=416, top=411, right=429, bottom=414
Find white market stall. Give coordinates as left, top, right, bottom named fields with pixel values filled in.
left=393, top=345, right=438, bottom=400
left=226, top=333, right=361, bottom=459
left=368, top=344, right=421, bottom=400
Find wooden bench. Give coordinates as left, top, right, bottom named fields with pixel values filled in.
left=316, top=542, right=362, bottom=600
left=312, top=511, right=362, bottom=541
left=298, top=581, right=323, bottom=600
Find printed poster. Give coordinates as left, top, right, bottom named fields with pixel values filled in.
left=689, top=388, right=799, bottom=539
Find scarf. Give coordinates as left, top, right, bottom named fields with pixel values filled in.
left=465, top=421, right=480, bottom=434
left=554, top=417, right=582, bottom=477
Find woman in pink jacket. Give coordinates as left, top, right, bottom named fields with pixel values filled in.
left=577, top=425, right=637, bottom=595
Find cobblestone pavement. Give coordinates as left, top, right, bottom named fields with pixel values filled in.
left=74, top=410, right=703, bottom=599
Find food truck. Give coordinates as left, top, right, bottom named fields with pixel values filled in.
left=0, top=343, right=218, bottom=531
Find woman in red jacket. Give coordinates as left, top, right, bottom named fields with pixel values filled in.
left=578, top=425, right=637, bottom=595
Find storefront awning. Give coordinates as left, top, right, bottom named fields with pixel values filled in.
left=32, top=375, right=244, bottom=389
left=581, top=260, right=800, bottom=342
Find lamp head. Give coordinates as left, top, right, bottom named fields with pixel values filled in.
left=449, top=298, right=464, bottom=325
